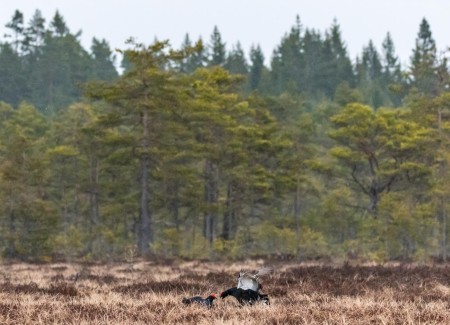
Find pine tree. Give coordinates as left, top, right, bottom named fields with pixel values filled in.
left=0, top=102, right=57, bottom=258
left=185, top=67, right=243, bottom=244
left=47, top=102, right=112, bottom=256
left=85, top=40, right=190, bottom=255
left=329, top=103, right=432, bottom=214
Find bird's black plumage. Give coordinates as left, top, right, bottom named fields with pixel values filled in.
left=182, top=294, right=216, bottom=308
left=220, top=287, right=270, bottom=305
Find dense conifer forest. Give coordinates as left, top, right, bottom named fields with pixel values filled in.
left=1, top=9, right=449, bottom=262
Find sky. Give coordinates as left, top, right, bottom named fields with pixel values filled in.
left=1, top=0, right=450, bottom=67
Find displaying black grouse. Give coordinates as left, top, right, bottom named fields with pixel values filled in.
left=220, top=287, right=270, bottom=305
left=237, top=267, right=273, bottom=291
left=181, top=293, right=217, bottom=308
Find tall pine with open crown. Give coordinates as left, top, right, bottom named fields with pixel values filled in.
left=85, top=41, right=188, bottom=255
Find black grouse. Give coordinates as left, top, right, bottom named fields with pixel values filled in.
left=237, top=267, right=273, bottom=291
left=220, top=287, right=270, bottom=305
left=181, top=293, right=217, bottom=308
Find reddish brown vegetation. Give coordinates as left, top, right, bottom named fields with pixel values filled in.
left=0, top=261, right=448, bottom=324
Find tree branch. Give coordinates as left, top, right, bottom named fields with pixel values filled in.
left=351, top=165, right=369, bottom=195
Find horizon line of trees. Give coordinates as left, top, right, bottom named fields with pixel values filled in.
left=0, top=9, right=450, bottom=262
left=1, top=10, right=448, bottom=113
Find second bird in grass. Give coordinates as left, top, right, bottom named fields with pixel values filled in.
left=181, top=293, right=217, bottom=309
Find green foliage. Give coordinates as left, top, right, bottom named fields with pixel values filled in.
left=334, top=82, right=363, bottom=106
left=375, top=193, right=438, bottom=261
left=53, top=225, right=85, bottom=259
left=249, top=45, right=265, bottom=91
left=409, top=18, right=442, bottom=96
left=329, top=103, right=433, bottom=213
left=208, top=26, right=226, bottom=66
left=1, top=11, right=450, bottom=262
left=0, top=10, right=119, bottom=113
left=224, top=42, right=248, bottom=75
left=153, top=228, right=182, bottom=256
left=0, top=102, right=58, bottom=259
left=253, top=221, right=298, bottom=256
left=297, top=226, right=329, bottom=259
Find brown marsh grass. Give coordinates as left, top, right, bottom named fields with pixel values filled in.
left=0, top=260, right=448, bottom=324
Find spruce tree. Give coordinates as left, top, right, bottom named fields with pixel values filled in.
left=382, top=32, right=402, bottom=83
left=224, top=42, right=248, bottom=75
left=381, top=32, right=403, bottom=106
left=50, top=11, right=69, bottom=36
left=22, top=9, right=46, bottom=56
left=410, top=18, right=440, bottom=95
left=0, top=43, right=26, bottom=105
left=90, top=38, right=118, bottom=81
left=356, top=40, right=384, bottom=108
left=28, top=11, right=92, bottom=113
left=302, top=28, right=323, bottom=95
left=5, top=10, right=24, bottom=53
left=179, top=33, right=193, bottom=73
left=361, top=40, right=382, bottom=81
left=209, top=26, right=226, bottom=66
left=270, top=16, right=303, bottom=94
left=180, top=34, right=208, bottom=73
left=249, top=44, right=265, bottom=91
left=327, top=20, right=355, bottom=89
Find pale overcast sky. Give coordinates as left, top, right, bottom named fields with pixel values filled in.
left=1, top=0, right=449, bottom=67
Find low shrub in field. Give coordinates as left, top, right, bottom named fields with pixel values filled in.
left=0, top=281, right=79, bottom=296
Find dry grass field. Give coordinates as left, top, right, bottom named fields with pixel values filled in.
left=0, top=259, right=448, bottom=324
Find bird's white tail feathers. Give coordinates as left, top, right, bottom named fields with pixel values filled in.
left=255, top=266, right=273, bottom=278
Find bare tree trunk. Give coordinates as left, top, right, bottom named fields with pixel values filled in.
left=87, top=154, right=99, bottom=252
left=89, top=153, right=100, bottom=223
left=172, top=192, right=180, bottom=232
left=442, top=197, right=447, bottom=262
left=294, top=180, right=302, bottom=255
left=222, top=182, right=236, bottom=240
left=203, top=159, right=217, bottom=244
left=438, top=108, right=447, bottom=262
left=6, top=210, right=16, bottom=257
left=368, top=185, right=379, bottom=215
left=168, top=180, right=180, bottom=231
left=138, top=109, right=153, bottom=255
